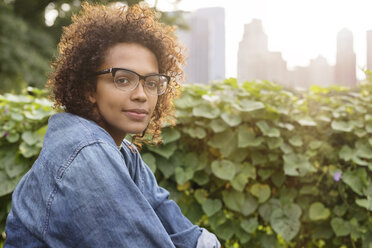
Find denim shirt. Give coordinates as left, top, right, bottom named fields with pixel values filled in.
left=5, top=113, right=220, bottom=248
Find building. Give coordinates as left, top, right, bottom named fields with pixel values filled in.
left=335, top=28, right=356, bottom=87
left=237, top=19, right=361, bottom=88
left=308, top=56, right=335, bottom=87
left=367, top=30, right=372, bottom=71
left=237, top=19, right=287, bottom=85
left=177, top=7, right=225, bottom=84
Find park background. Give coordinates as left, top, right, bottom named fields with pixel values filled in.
left=0, top=0, right=372, bottom=247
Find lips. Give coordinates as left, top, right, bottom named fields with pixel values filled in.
left=122, top=109, right=149, bottom=120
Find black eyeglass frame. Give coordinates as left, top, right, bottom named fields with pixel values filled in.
left=96, top=67, right=170, bottom=95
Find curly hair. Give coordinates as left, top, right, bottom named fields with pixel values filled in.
left=47, top=2, right=185, bottom=146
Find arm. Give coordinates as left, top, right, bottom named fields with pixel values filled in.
left=45, top=142, right=176, bottom=248
left=125, top=144, right=220, bottom=248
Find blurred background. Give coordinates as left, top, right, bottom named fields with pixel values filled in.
left=1, top=0, right=372, bottom=92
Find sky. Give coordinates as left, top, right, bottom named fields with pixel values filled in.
left=150, top=0, right=372, bottom=80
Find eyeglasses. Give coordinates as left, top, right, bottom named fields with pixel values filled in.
left=96, top=68, right=170, bottom=96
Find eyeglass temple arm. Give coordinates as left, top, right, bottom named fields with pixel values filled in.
left=96, top=68, right=113, bottom=75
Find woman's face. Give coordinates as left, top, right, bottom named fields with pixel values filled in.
left=90, top=43, right=159, bottom=145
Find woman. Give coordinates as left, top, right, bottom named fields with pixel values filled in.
left=4, top=3, right=220, bottom=247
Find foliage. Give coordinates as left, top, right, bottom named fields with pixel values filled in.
left=0, top=87, right=54, bottom=235
left=0, top=1, right=55, bottom=92
left=142, top=77, right=372, bottom=247
left=1, top=77, right=372, bottom=247
left=0, top=0, right=187, bottom=93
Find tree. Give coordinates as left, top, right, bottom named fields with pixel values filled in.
left=0, top=0, right=186, bottom=93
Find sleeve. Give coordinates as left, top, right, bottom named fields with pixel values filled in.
left=196, top=228, right=221, bottom=248
left=129, top=148, right=218, bottom=248
left=44, top=142, right=176, bottom=248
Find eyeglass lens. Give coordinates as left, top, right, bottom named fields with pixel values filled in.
left=114, top=69, right=167, bottom=95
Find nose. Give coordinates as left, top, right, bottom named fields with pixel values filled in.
left=130, top=80, right=147, bottom=101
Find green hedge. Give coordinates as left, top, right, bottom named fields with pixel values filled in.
left=1, top=77, right=372, bottom=247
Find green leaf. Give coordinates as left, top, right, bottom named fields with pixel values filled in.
left=174, top=94, right=201, bottom=108
left=22, top=131, right=37, bottom=146
left=192, top=104, right=220, bottom=119
left=333, top=204, right=347, bottom=217
left=309, top=202, right=331, bottom=221
left=24, top=109, right=50, bottom=120
left=208, top=129, right=237, bottom=157
left=175, top=167, right=194, bottom=185
left=339, top=145, right=355, bottom=161
left=209, top=211, right=227, bottom=230
left=257, top=169, right=274, bottom=180
left=342, top=169, right=367, bottom=196
left=19, top=142, right=40, bottom=158
left=366, top=123, right=372, bottom=133
left=211, top=160, right=236, bottom=181
left=161, top=127, right=181, bottom=144
left=182, top=152, right=200, bottom=169
left=271, top=171, right=285, bottom=187
left=215, top=220, right=235, bottom=240
left=194, top=189, right=208, bottom=204
left=222, top=190, right=258, bottom=216
left=251, top=152, right=267, bottom=166
left=202, top=199, right=222, bottom=216
left=297, top=117, right=317, bottom=126
left=147, top=142, right=177, bottom=159
left=0, top=172, right=21, bottom=197
left=256, top=120, right=280, bottom=137
left=237, top=125, right=263, bottom=148
left=240, top=218, right=258, bottom=234
left=289, top=135, right=303, bottom=147
left=221, top=112, right=242, bottom=127
left=266, top=137, right=283, bottom=150
left=259, top=199, right=282, bottom=222
left=5, top=161, right=28, bottom=179
left=280, top=142, right=294, bottom=154
left=142, top=153, right=156, bottom=173
left=355, top=140, right=372, bottom=159
left=331, top=120, right=354, bottom=132
left=355, top=198, right=372, bottom=211
left=309, top=140, right=323, bottom=150
left=182, top=127, right=206, bottom=139
left=235, top=99, right=265, bottom=112
left=11, top=112, right=23, bottom=121
left=231, top=173, right=249, bottom=192
left=270, top=203, right=302, bottom=242
left=156, top=156, right=175, bottom=178
left=331, top=217, right=351, bottom=236
left=192, top=171, right=210, bottom=185
left=283, top=153, right=316, bottom=176
left=6, top=132, right=19, bottom=143
left=209, top=119, right=228, bottom=133
left=250, top=183, right=271, bottom=203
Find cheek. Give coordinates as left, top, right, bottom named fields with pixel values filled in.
left=150, top=96, right=158, bottom=113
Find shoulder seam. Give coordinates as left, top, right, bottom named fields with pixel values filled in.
left=42, top=140, right=120, bottom=238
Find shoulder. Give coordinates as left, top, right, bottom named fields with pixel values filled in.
left=46, top=113, right=114, bottom=145
left=39, top=113, right=120, bottom=178
left=59, top=141, right=125, bottom=180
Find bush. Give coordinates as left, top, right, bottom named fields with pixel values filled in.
left=1, top=79, right=372, bottom=247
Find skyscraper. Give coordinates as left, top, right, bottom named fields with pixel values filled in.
left=335, top=28, right=356, bottom=87
left=237, top=19, right=287, bottom=85
left=237, top=19, right=268, bottom=83
left=177, top=8, right=225, bottom=84
left=367, top=30, right=372, bottom=71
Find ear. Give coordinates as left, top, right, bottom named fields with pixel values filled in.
left=87, top=91, right=97, bottom=104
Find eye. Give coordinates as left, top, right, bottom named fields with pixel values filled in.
left=115, top=77, right=130, bottom=85
left=145, top=80, right=158, bottom=89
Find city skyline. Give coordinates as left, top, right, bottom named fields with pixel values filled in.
left=237, top=19, right=358, bottom=88
left=152, top=0, right=372, bottom=80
